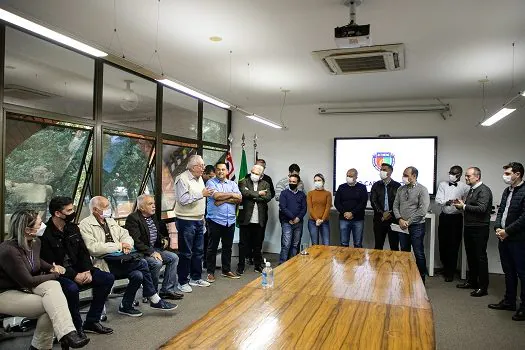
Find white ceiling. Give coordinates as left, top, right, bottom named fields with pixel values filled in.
left=1, top=0, right=525, bottom=107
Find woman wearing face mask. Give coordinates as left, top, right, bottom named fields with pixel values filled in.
left=0, top=210, right=90, bottom=350
left=307, top=174, right=332, bottom=245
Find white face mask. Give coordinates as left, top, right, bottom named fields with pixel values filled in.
left=102, top=208, right=112, bottom=219
left=503, top=175, right=513, bottom=185
left=346, top=176, right=355, bottom=185
left=250, top=173, right=260, bottom=183
left=402, top=177, right=410, bottom=185
left=34, top=222, right=46, bottom=237
left=314, top=181, right=324, bottom=189
left=380, top=171, right=388, bottom=180
left=449, top=174, right=458, bottom=182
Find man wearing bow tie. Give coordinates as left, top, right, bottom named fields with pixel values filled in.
left=435, top=166, right=470, bottom=282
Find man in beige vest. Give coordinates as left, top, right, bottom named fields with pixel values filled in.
left=175, top=155, right=214, bottom=293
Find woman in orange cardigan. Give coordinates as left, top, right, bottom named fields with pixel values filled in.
left=307, top=174, right=332, bottom=245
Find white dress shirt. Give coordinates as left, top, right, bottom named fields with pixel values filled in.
left=435, top=180, right=470, bottom=214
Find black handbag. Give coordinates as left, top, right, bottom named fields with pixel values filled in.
left=102, top=250, right=142, bottom=264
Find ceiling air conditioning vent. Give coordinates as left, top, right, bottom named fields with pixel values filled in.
left=312, top=43, right=405, bottom=75
left=4, top=84, right=58, bottom=100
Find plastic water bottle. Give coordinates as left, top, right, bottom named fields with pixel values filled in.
left=262, top=259, right=274, bottom=289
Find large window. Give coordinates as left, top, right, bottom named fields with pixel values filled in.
left=4, top=27, right=94, bottom=119
left=203, top=102, right=228, bottom=145
left=102, top=131, right=155, bottom=218
left=161, top=141, right=198, bottom=216
left=163, top=88, right=198, bottom=139
left=4, top=114, right=92, bottom=234
left=102, top=64, right=157, bottom=131
left=203, top=147, right=227, bottom=167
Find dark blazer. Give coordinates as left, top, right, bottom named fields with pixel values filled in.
left=494, top=182, right=525, bottom=241
left=0, top=239, right=58, bottom=292
left=464, top=183, right=493, bottom=226
left=244, top=173, right=275, bottom=200
left=238, top=177, right=272, bottom=226
left=41, top=219, right=94, bottom=280
left=124, top=211, right=168, bottom=255
left=370, top=179, right=401, bottom=219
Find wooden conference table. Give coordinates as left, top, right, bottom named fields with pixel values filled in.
left=162, top=246, right=435, bottom=350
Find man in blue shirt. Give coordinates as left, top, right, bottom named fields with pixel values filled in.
left=279, top=174, right=307, bottom=264
left=205, top=162, right=242, bottom=282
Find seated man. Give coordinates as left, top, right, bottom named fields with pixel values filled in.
left=79, top=196, right=177, bottom=317
left=125, top=194, right=183, bottom=302
left=41, top=196, right=115, bottom=337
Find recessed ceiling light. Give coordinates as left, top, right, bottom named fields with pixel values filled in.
left=209, top=36, right=222, bottom=42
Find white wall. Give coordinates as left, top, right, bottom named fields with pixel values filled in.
left=230, top=97, right=525, bottom=273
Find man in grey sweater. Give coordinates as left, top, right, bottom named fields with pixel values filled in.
left=393, top=166, right=430, bottom=282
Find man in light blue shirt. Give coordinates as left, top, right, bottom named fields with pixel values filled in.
left=205, top=161, right=242, bottom=282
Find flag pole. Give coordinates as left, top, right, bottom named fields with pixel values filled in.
left=253, top=133, right=258, bottom=163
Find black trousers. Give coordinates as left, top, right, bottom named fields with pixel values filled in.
left=206, top=220, right=235, bottom=274
left=373, top=217, right=399, bottom=250
left=464, top=225, right=490, bottom=289
left=499, top=239, right=525, bottom=306
left=438, top=213, right=463, bottom=278
left=238, top=224, right=264, bottom=271
left=247, top=222, right=267, bottom=260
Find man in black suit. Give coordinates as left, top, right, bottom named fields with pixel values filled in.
left=489, top=162, right=525, bottom=321
left=125, top=194, right=183, bottom=301
left=237, top=164, right=273, bottom=274
left=370, top=163, right=401, bottom=250
left=454, top=167, right=493, bottom=297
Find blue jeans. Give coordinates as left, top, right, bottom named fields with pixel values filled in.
left=145, top=249, right=179, bottom=294
left=280, top=222, right=303, bottom=263
left=58, top=269, right=114, bottom=331
left=339, top=219, right=364, bottom=248
left=308, top=220, right=330, bottom=245
left=399, top=223, right=427, bottom=280
left=176, top=219, right=204, bottom=285
left=106, top=258, right=157, bottom=309
left=499, top=240, right=525, bottom=306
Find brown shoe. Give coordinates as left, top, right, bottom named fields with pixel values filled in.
left=221, top=271, right=240, bottom=279
left=206, top=274, right=216, bottom=283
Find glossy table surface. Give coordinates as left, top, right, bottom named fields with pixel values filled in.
left=161, top=246, right=435, bottom=350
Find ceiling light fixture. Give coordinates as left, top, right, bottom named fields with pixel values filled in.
left=209, top=36, right=222, bottom=42
left=521, top=91, right=525, bottom=97
left=120, top=80, right=139, bottom=111
left=481, top=108, right=516, bottom=126
left=245, top=114, right=283, bottom=129
left=318, top=105, right=450, bottom=114
left=0, top=8, right=107, bottom=57
left=157, top=78, right=230, bottom=109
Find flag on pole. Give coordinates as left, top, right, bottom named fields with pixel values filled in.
left=225, top=146, right=236, bottom=181
left=238, top=148, right=248, bottom=183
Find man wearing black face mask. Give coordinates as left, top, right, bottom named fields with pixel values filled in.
left=41, top=196, right=115, bottom=338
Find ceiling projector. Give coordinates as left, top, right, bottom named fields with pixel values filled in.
left=335, top=0, right=371, bottom=48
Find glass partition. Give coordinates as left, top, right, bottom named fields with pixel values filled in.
left=203, top=102, right=228, bottom=145
left=162, top=88, right=198, bottom=139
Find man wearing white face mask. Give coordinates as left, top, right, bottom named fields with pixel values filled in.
left=435, top=165, right=470, bottom=282
left=237, top=164, right=272, bottom=274
left=80, top=196, right=177, bottom=317
left=335, top=168, right=368, bottom=248
left=489, top=162, right=525, bottom=320
left=370, top=163, right=401, bottom=250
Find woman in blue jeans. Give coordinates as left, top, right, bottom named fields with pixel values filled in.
left=307, top=174, right=332, bottom=245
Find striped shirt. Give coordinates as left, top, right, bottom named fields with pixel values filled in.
left=144, top=216, right=158, bottom=246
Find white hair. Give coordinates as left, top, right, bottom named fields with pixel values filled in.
left=89, top=196, right=107, bottom=212
left=136, top=194, right=153, bottom=210
left=186, top=155, right=203, bottom=170
left=252, top=164, right=264, bottom=174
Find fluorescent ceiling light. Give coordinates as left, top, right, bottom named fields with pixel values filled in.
left=0, top=8, right=107, bottom=57
left=521, top=91, right=525, bottom=97
left=481, top=108, right=516, bottom=126
left=246, top=114, right=282, bottom=129
left=157, top=78, right=230, bottom=109
left=319, top=105, right=450, bottom=114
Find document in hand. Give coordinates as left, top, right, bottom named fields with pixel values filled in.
left=390, top=223, right=409, bottom=234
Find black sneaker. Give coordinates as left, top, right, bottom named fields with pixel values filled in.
left=150, top=299, right=178, bottom=311
left=83, top=322, right=114, bottom=335
left=254, top=265, right=263, bottom=273
left=118, top=304, right=143, bottom=317
left=236, top=268, right=244, bottom=276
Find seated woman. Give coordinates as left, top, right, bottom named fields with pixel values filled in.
left=307, top=173, right=332, bottom=245
left=0, top=210, right=90, bottom=350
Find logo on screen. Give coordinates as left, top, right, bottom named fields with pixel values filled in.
left=372, top=152, right=395, bottom=171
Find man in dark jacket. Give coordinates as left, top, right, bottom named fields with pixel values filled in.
left=370, top=163, right=401, bottom=250
left=454, top=167, right=493, bottom=297
left=335, top=168, right=368, bottom=248
left=237, top=164, right=272, bottom=274
left=489, top=162, right=525, bottom=320
left=41, top=196, right=115, bottom=336
left=125, top=194, right=183, bottom=301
